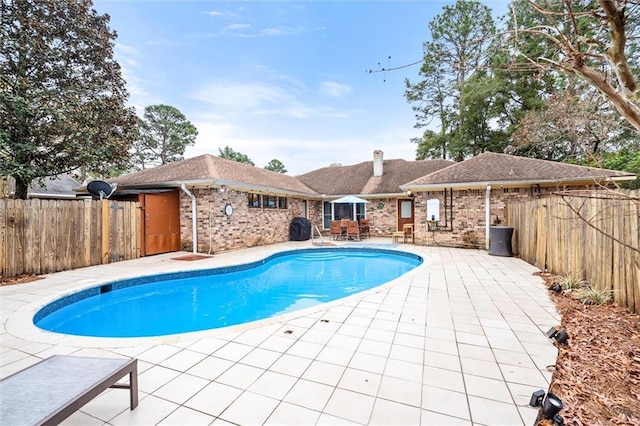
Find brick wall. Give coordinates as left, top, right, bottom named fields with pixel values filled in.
left=179, top=188, right=318, bottom=253
left=413, top=185, right=593, bottom=248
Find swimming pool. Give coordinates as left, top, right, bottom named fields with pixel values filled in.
left=34, top=248, right=422, bottom=338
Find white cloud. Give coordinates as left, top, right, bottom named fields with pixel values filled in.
left=226, top=23, right=251, bottom=30
left=319, top=81, right=353, bottom=98
left=190, top=82, right=295, bottom=110
left=204, top=10, right=223, bottom=16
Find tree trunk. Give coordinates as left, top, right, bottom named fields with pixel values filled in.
left=14, top=176, right=29, bottom=199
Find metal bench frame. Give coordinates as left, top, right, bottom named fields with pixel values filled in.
left=0, top=355, right=138, bottom=425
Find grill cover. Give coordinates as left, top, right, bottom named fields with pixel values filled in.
left=289, top=217, right=311, bottom=241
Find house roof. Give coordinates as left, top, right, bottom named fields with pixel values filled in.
left=402, top=152, right=637, bottom=190
left=109, top=154, right=317, bottom=196
left=24, top=174, right=82, bottom=199
left=297, top=159, right=454, bottom=196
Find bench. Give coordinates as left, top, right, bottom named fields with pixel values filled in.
left=0, top=355, right=138, bottom=426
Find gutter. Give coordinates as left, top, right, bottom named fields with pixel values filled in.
left=485, top=185, right=491, bottom=250
left=180, top=183, right=198, bottom=254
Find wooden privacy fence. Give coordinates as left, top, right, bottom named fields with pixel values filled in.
left=0, top=199, right=140, bottom=279
left=506, top=190, right=640, bottom=314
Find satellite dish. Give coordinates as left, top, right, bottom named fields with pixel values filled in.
left=87, top=180, right=117, bottom=199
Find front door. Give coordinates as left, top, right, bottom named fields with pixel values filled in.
left=397, top=199, right=414, bottom=231
left=141, top=191, right=181, bottom=256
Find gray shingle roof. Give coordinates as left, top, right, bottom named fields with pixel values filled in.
left=109, top=154, right=317, bottom=195
left=297, top=159, right=454, bottom=195
left=403, top=152, right=636, bottom=188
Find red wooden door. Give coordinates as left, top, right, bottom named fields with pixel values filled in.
left=142, top=192, right=180, bottom=255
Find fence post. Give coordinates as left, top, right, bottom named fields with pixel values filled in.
left=101, top=198, right=109, bottom=264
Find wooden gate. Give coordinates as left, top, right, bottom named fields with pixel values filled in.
left=141, top=191, right=181, bottom=256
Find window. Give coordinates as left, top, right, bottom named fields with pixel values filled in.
left=278, top=197, right=288, bottom=209
left=323, top=201, right=332, bottom=228
left=264, top=195, right=277, bottom=209
left=248, top=193, right=261, bottom=208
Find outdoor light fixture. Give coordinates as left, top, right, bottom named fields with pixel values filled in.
left=530, top=390, right=564, bottom=425
left=549, top=283, right=562, bottom=293
left=529, top=389, right=545, bottom=407
left=554, top=329, right=569, bottom=345
left=545, top=327, right=569, bottom=345
left=542, top=392, right=564, bottom=419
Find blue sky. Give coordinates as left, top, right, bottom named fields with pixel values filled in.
left=94, top=0, right=508, bottom=175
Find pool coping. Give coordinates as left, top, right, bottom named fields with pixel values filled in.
left=6, top=245, right=431, bottom=348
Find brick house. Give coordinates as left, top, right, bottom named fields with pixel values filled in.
left=401, top=152, right=636, bottom=249
left=106, top=151, right=635, bottom=255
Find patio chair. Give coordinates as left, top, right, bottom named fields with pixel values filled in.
left=359, top=219, right=370, bottom=239
left=403, top=223, right=415, bottom=244
left=346, top=220, right=361, bottom=241
left=330, top=220, right=344, bottom=240
left=0, top=355, right=138, bottom=426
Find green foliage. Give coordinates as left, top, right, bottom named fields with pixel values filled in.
left=559, top=271, right=587, bottom=291
left=218, top=146, right=255, bottom=166
left=405, top=0, right=502, bottom=160
left=134, top=104, right=197, bottom=169
left=0, top=0, right=137, bottom=199
left=264, top=159, right=287, bottom=174
left=574, top=285, right=613, bottom=306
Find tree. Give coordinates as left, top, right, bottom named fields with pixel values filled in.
left=508, top=87, right=637, bottom=162
left=0, top=0, right=137, bottom=199
left=218, top=146, right=254, bottom=165
left=509, top=0, right=640, bottom=132
left=135, top=104, right=197, bottom=169
left=264, top=159, right=287, bottom=173
left=405, top=0, right=498, bottom=160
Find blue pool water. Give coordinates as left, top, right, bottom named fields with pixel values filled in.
left=34, top=248, right=422, bottom=338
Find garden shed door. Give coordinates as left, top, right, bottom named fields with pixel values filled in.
left=141, top=191, right=181, bottom=256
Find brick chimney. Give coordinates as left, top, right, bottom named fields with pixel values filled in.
left=373, top=150, right=383, bottom=177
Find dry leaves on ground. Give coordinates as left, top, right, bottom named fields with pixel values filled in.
left=536, top=272, right=640, bottom=426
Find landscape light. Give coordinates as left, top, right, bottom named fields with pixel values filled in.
left=545, top=327, right=558, bottom=339
left=529, top=389, right=545, bottom=407
left=554, top=329, right=569, bottom=345
left=542, top=392, right=564, bottom=419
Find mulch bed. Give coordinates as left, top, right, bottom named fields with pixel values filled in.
left=536, top=272, right=640, bottom=425
left=0, top=274, right=44, bottom=287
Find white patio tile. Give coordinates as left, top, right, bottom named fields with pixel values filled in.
left=420, top=410, right=472, bottom=425
left=61, top=409, right=106, bottom=425
left=218, top=391, right=279, bottom=425
left=269, top=353, right=313, bottom=377
left=286, top=340, right=324, bottom=359
left=369, top=398, right=421, bottom=425
left=424, top=350, right=461, bottom=372
left=338, top=367, right=382, bottom=396
left=460, top=357, right=503, bottom=380
left=77, top=388, right=136, bottom=422
left=212, top=341, right=254, bottom=362
left=357, top=339, right=392, bottom=357
left=264, top=402, right=321, bottom=425
left=384, top=358, right=423, bottom=382
left=349, top=351, right=387, bottom=374
left=185, top=338, right=228, bottom=355
left=157, top=406, right=215, bottom=425
left=499, top=363, right=548, bottom=387
left=463, top=373, right=513, bottom=403
left=389, top=344, right=424, bottom=364
left=324, top=388, right=376, bottom=424
left=316, top=345, right=354, bottom=366
left=424, top=337, right=459, bottom=355
left=422, top=366, right=465, bottom=393
left=316, top=413, right=362, bottom=425
left=138, top=365, right=182, bottom=394
left=327, top=333, right=362, bottom=351
left=186, top=355, right=233, bottom=381
left=153, top=373, right=209, bottom=405
left=109, top=394, right=179, bottom=425
left=283, top=378, right=334, bottom=411
left=216, top=362, right=264, bottom=389
left=183, top=381, right=242, bottom=417
left=421, top=385, right=470, bottom=420
left=239, top=347, right=282, bottom=369
left=159, top=349, right=208, bottom=372
left=467, top=395, right=524, bottom=425
left=377, top=375, right=422, bottom=407
left=247, top=370, right=297, bottom=399
left=457, top=343, right=495, bottom=362
left=136, top=345, right=182, bottom=365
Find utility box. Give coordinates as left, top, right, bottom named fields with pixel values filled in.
left=427, top=199, right=440, bottom=222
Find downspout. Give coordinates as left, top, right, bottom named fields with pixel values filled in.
left=181, top=183, right=198, bottom=254
left=485, top=185, right=491, bottom=251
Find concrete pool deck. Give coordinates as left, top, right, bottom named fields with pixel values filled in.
left=1, top=240, right=560, bottom=425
